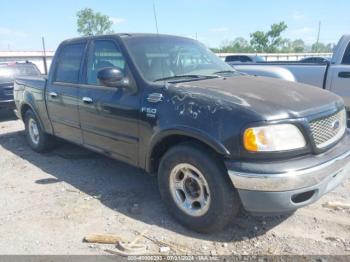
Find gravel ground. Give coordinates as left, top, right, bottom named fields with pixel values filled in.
left=0, top=109, right=349, bottom=256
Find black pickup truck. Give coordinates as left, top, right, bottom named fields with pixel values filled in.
left=14, top=34, right=350, bottom=233
left=0, top=61, right=41, bottom=109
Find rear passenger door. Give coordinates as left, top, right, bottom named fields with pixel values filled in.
left=78, top=39, right=140, bottom=166
left=328, top=43, right=350, bottom=109
left=46, top=41, right=86, bottom=144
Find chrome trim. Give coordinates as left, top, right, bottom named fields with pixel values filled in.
left=310, top=109, right=347, bottom=149
left=228, top=149, right=350, bottom=192
left=49, top=92, right=58, bottom=98
left=0, top=99, right=14, bottom=103
left=82, top=97, right=93, bottom=103
left=169, top=163, right=211, bottom=217
left=147, top=93, right=163, bottom=103
left=28, top=118, right=40, bottom=145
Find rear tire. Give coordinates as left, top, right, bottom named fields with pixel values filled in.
left=24, top=110, right=55, bottom=152
left=158, top=143, right=240, bottom=233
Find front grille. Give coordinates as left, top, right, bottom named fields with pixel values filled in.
left=310, top=109, right=347, bottom=149
left=0, top=84, right=13, bottom=97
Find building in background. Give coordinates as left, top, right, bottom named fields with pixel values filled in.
left=0, top=51, right=55, bottom=74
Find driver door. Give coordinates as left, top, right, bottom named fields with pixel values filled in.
left=78, top=39, right=140, bottom=166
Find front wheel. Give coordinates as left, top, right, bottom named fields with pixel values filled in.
left=158, top=143, right=241, bottom=233
left=24, top=110, right=55, bottom=152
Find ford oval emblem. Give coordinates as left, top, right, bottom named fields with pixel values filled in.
left=332, top=120, right=340, bottom=131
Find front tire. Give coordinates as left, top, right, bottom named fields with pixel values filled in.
left=24, top=110, right=55, bottom=152
left=158, top=143, right=240, bottom=233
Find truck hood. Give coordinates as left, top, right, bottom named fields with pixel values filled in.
left=173, top=75, right=344, bottom=120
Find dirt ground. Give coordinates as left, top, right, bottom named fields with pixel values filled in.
left=0, top=109, right=349, bottom=256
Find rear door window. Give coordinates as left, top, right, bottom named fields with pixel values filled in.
left=55, top=43, right=85, bottom=84
left=342, top=43, right=350, bottom=65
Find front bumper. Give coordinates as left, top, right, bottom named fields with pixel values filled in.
left=226, top=131, right=350, bottom=214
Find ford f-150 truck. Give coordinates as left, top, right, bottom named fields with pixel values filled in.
left=232, top=35, right=350, bottom=113
left=14, top=34, right=350, bottom=233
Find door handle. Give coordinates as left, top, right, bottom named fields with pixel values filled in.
left=82, top=97, right=93, bottom=104
left=49, top=92, right=58, bottom=98
left=338, top=72, right=350, bottom=78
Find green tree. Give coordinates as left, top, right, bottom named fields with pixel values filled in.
left=280, top=38, right=291, bottom=52
left=77, top=8, right=114, bottom=36
left=219, top=37, right=254, bottom=53
left=250, top=31, right=269, bottom=52
left=291, top=39, right=305, bottom=52
left=250, top=22, right=288, bottom=52
left=311, top=42, right=333, bottom=52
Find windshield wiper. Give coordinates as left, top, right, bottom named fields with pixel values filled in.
left=154, top=74, right=217, bottom=82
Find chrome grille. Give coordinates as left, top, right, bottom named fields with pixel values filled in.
left=310, top=110, right=347, bottom=149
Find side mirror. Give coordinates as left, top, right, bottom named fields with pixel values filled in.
left=97, top=67, right=128, bottom=88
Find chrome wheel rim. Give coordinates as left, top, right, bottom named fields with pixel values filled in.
left=169, top=163, right=211, bottom=217
left=28, top=118, right=40, bottom=145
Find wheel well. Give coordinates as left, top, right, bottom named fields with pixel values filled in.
left=20, top=104, right=32, bottom=119
left=149, top=135, right=224, bottom=174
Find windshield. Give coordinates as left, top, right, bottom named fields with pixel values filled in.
left=123, top=36, right=235, bottom=82
left=0, top=64, right=41, bottom=80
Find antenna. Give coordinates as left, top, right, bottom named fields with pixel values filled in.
left=153, top=1, right=165, bottom=81
left=42, top=37, right=48, bottom=75
left=315, top=21, right=321, bottom=52
left=153, top=1, right=159, bottom=34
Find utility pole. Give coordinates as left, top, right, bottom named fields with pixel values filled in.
left=315, top=21, right=321, bottom=52
left=42, top=37, right=48, bottom=75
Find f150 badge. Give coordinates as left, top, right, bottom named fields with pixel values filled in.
left=141, top=107, right=157, bottom=118
left=142, top=93, right=163, bottom=118
left=332, top=120, right=340, bottom=131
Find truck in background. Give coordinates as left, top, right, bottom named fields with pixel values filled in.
left=0, top=61, right=41, bottom=109
left=231, top=35, right=350, bottom=114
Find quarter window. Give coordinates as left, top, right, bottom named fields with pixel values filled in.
left=87, top=40, right=126, bottom=85
left=342, top=43, right=350, bottom=65
left=55, top=43, right=85, bottom=84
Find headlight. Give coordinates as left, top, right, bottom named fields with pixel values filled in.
left=243, top=124, right=306, bottom=152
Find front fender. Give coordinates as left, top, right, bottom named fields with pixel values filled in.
left=145, top=126, right=231, bottom=172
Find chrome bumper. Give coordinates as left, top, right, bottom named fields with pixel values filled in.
left=228, top=148, right=350, bottom=192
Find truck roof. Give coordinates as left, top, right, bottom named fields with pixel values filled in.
left=60, top=33, right=195, bottom=44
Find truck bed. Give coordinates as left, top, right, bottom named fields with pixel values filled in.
left=233, top=63, right=328, bottom=88
left=14, top=76, right=52, bottom=133
left=15, top=76, right=47, bottom=90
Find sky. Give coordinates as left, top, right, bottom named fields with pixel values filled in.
left=0, top=0, right=349, bottom=51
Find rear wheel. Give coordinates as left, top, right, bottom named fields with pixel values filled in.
left=158, top=143, right=240, bottom=233
left=24, top=110, right=55, bottom=152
